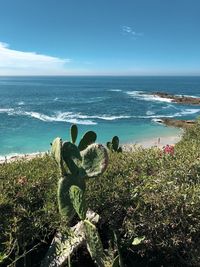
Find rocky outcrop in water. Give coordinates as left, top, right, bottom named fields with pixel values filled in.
left=155, top=118, right=195, bottom=129
left=153, top=92, right=200, bottom=105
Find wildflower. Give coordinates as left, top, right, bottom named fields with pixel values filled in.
left=163, top=144, right=174, bottom=156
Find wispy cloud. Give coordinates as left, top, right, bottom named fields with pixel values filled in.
left=0, top=42, right=71, bottom=75
left=121, top=26, right=143, bottom=39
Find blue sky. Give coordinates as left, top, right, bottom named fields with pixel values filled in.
left=0, top=0, right=200, bottom=75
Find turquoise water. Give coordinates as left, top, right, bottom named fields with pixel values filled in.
left=0, top=76, right=200, bottom=157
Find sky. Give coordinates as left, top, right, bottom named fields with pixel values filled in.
left=0, top=0, right=200, bottom=76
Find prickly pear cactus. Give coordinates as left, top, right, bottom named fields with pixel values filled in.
left=107, top=135, right=122, bottom=153
left=48, top=125, right=108, bottom=267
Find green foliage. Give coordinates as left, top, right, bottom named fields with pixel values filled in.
left=0, top=155, right=60, bottom=266
left=86, top=141, right=200, bottom=265
left=2, top=121, right=200, bottom=265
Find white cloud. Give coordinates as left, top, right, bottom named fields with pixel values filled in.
left=122, top=26, right=143, bottom=39
left=0, top=42, right=71, bottom=75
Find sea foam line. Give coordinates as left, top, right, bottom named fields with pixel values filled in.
left=1, top=107, right=199, bottom=124
left=0, top=108, right=130, bottom=124
left=126, top=91, right=173, bottom=103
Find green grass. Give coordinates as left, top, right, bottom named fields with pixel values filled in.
left=1, top=121, right=200, bottom=266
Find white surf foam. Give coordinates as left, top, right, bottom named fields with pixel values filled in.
left=1, top=106, right=199, bottom=125
left=179, top=108, right=200, bottom=115
left=0, top=108, right=130, bottom=123
left=0, top=108, right=14, bottom=113
left=175, top=94, right=200, bottom=98
left=138, top=108, right=200, bottom=120
left=74, top=114, right=130, bottom=120
left=162, top=104, right=178, bottom=110
left=109, top=89, right=122, bottom=92
left=146, top=110, right=155, bottom=116
left=151, top=118, right=164, bottom=124
left=95, top=115, right=130, bottom=120
left=17, top=101, right=25, bottom=106
left=25, top=111, right=97, bottom=125
left=126, top=91, right=173, bottom=103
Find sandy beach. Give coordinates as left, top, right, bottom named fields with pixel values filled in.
left=0, top=134, right=182, bottom=164
left=0, top=152, right=47, bottom=164
left=121, top=134, right=182, bottom=152
left=137, top=135, right=181, bottom=148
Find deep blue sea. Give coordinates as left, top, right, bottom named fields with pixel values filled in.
left=0, top=76, right=200, bottom=158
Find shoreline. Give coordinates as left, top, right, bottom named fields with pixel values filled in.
left=0, top=134, right=182, bottom=164
left=0, top=151, right=47, bottom=164
left=122, top=134, right=182, bottom=152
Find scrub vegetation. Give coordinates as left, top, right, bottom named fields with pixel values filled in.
left=1, top=121, right=200, bottom=266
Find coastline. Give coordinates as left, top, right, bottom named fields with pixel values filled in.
left=0, top=134, right=182, bottom=164
left=122, top=134, right=182, bottom=152
left=0, top=151, right=47, bottom=164
left=137, top=134, right=181, bottom=148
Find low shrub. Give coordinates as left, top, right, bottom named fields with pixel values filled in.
left=0, top=155, right=60, bottom=266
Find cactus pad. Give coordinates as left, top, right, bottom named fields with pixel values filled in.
left=62, top=141, right=82, bottom=175
left=70, top=124, right=78, bottom=144
left=84, top=220, right=104, bottom=266
left=57, top=176, right=75, bottom=221
left=69, top=185, right=86, bottom=220
left=51, top=137, right=64, bottom=172
left=81, top=144, right=108, bottom=177
left=78, top=131, right=97, bottom=151
left=112, top=136, right=119, bottom=151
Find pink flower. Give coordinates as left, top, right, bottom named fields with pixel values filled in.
left=163, top=144, right=174, bottom=156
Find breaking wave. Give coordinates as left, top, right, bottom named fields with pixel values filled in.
left=0, top=109, right=131, bottom=125
left=126, top=91, right=173, bottom=103
left=23, top=111, right=97, bottom=125
left=0, top=107, right=199, bottom=124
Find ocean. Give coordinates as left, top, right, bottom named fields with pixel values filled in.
left=0, top=76, right=200, bottom=158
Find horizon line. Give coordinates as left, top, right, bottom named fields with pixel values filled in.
left=1, top=74, right=200, bottom=77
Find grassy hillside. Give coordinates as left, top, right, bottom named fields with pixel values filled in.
left=1, top=121, right=200, bottom=266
